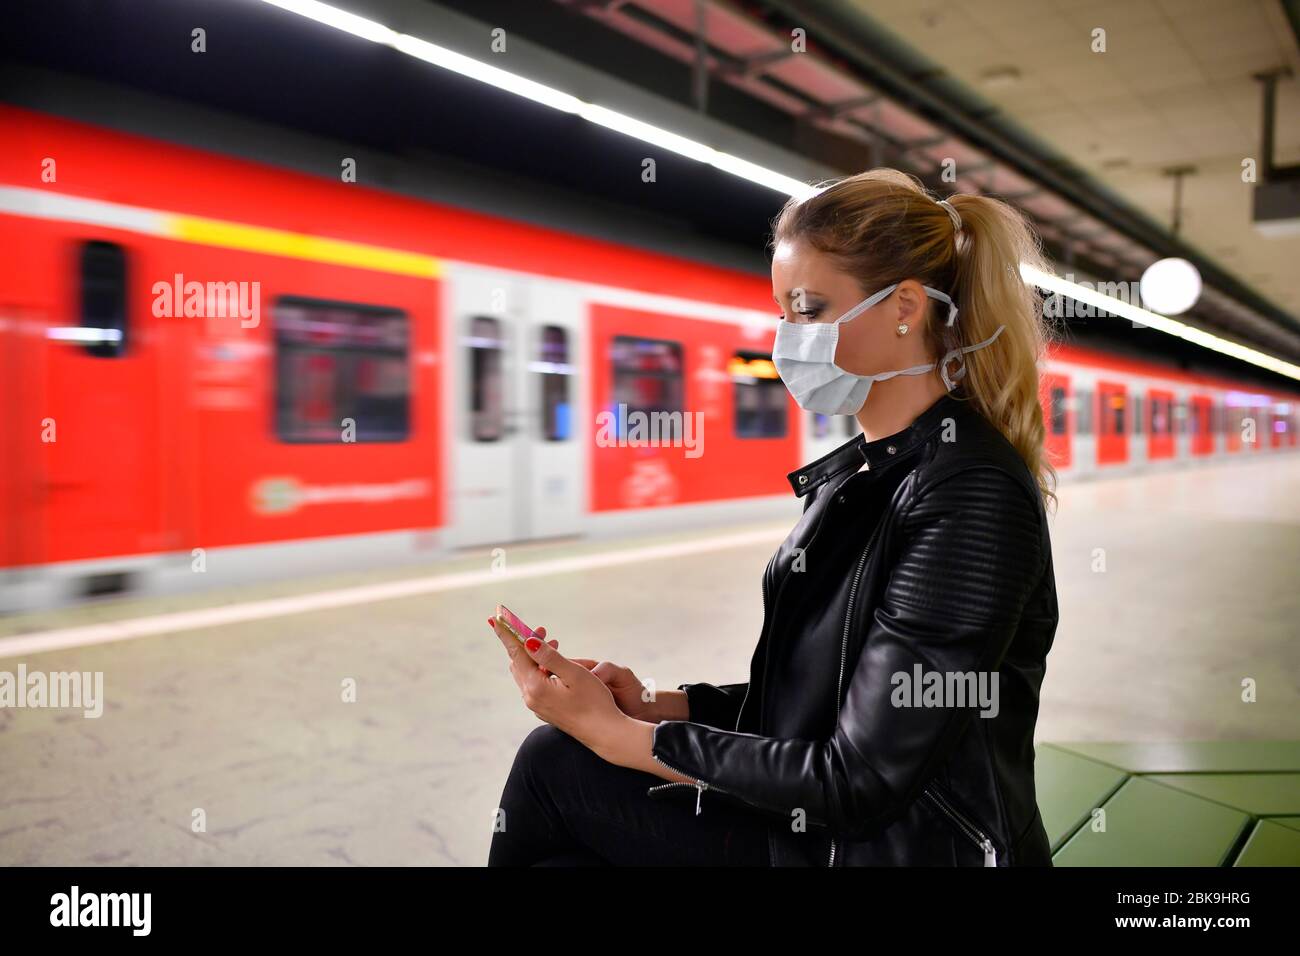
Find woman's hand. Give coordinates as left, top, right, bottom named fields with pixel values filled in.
left=489, top=619, right=632, bottom=757
left=486, top=618, right=664, bottom=721
left=569, top=660, right=661, bottom=722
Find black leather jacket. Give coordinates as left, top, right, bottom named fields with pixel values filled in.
left=648, top=391, right=1058, bottom=866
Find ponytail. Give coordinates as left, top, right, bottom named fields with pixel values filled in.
left=943, top=193, right=1057, bottom=507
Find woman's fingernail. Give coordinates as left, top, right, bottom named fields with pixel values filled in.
left=525, top=637, right=542, bottom=652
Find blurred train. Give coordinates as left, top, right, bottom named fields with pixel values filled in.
left=2, top=104, right=1297, bottom=608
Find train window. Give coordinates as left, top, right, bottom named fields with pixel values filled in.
left=1132, top=395, right=1143, bottom=435
left=1150, top=396, right=1171, bottom=435
left=468, top=316, right=505, bottom=442
left=610, top=336, right=684, bottom=442
left=536, top=325, right=572, bottom=441
left=1074, top=389, right=1092, bottom=435
left=1100, top=391, right=1125, bottom=436
left=274, top=297, right=410, bottom=442
left=1049, top=386, right=1068, bottom=435
left=79, top=240, right=128, bottom=358
left=730, top=352, right=787, bottom=438
left=1174, top=400, right=1188, bottom=434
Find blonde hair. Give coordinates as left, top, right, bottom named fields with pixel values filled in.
left=772, top=168, right=1057, bottom=506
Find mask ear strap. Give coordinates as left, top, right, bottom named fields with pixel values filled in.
left=939, top=325, right=1006, bottom=391
left=922, top=286, right=959, bottom=326
left=834, top=283, right=898, bottom=325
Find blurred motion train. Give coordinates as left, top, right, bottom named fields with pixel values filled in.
left=2, top=104, right=1297, bottom=607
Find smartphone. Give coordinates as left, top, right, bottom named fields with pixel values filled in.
left=494, top=604, right=536, bottom=649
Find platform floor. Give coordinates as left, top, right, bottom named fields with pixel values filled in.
left=1, top=455, right=1297, bottom=865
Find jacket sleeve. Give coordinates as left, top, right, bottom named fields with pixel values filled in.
left=650, top=466, right=1046, bottom=838
left=676, top=681, right=748, bottom=730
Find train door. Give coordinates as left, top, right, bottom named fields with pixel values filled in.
left=1096, top=380, right=1128, bottom=466
left=1249, top=405, right=1265, bottom=452
left=1041, top=372, right=1071, bottom=471
left=1129, top=387, right=1147, bottom=468
left=42, top=238, right=166, bottom=568
left=447, top=267, right=582, bottom=548
left=1148, top=388, right=1176, bottom=460
left=1063, top=371, right=1094, bottom=477
left=1190, top=394, right=1214, bottom=456
left=521, top=278, right=583, bottom=540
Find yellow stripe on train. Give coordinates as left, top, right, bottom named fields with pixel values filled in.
left=168, top=214, right=442, bottom=278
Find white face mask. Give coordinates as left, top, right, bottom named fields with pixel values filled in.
left=772, top=282, right=1005, bottom=417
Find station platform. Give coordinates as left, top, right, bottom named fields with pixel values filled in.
left=0, top=454, right=1297, bottom=865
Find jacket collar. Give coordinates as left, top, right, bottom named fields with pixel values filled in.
left=786, top=392, right=961, bottom=497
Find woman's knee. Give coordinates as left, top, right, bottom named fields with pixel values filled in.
left=513, top=723, right=583, bottom=774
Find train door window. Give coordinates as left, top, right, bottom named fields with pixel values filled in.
left=275, top=298, right=410, bottom=442
left=1132, top=395, right=1143, bottom=435
left=1174, top=400, right=1188, bottom=434
left=536, top=325, right=572, bottom=441
left=1049, top=386, right=1068, bottom=435
left=468, top=316, right=505, bottom=442
left=1192, top=401, right=1209, bottom=436
left=610, top=336, right=684, bottom=442
left=730, top=352, right=787, bottom=438
left=1074, top=388, right=1093, bottom=435
left=79, top=240, right=128, bottom=358
left=1150, top=396, right=1167, bottom=435
left=1101, top=391, right=1125, bottom=435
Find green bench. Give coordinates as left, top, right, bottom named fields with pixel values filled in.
left=1036, top=742, right=1300, bottom=866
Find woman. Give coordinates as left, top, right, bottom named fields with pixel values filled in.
left=487, top=169, right=1059, bottom=866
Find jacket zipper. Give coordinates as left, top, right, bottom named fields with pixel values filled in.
left=923, top=787, right=998, bottom=866
left=827, top=529, right=879, bottom=867
left=754, top=474, right=855, bottom=740
left=648, top=753, right=737, bottom=816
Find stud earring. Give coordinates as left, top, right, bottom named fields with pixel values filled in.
left=896, top=322, right=910, bottom=336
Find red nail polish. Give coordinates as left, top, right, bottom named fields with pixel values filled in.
left=525, top=637, right=542, bottom=652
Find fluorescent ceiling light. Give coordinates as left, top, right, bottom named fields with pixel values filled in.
left=258, top=0, right=1297, bottom=383
left=1022, top=265, right=1300, bottom=381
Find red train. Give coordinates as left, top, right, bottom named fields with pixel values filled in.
left=2, top=105, right=1296, bottom=607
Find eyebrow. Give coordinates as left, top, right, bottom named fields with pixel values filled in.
left=774, top=288, right=824, bottom=303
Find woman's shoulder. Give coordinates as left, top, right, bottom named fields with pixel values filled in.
left=910, top=399, right=1043, bottom=516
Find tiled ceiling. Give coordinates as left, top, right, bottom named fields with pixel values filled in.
left=853, top=0, right=1300, bottom=319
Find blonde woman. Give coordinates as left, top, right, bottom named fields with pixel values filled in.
left=489, top=169, right=1059, bottom=866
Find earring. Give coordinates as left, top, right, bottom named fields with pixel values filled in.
left=896, top=322, right=909, bottom=336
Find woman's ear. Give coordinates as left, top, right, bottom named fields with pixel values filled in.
left=893, top=280, right=925, bottom=325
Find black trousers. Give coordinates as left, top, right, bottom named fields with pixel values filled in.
left=488, top=724, right=772, bottom=866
